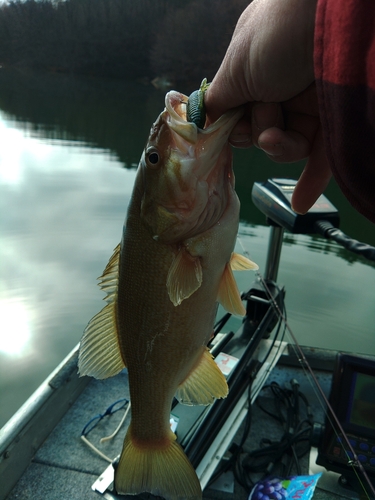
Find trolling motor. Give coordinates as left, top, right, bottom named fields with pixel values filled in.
left=252, top=177, right=375, bottom=271
left=245, top=177, right=375, bottom=340
left=240, top=178, right=340, bottom=343
left=252, top=177, right=339, bottom=235
left=247, top=177, right=375, bottom=337
left=252, top=178, right=340, bottom=281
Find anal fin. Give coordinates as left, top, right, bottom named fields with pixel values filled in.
left=176, top=348, right=228, bottom=405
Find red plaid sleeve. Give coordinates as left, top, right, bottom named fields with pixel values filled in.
left=315, top=0, right=375, bottom=223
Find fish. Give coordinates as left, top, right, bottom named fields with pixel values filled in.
left=78, top=88, right=258, bottom=500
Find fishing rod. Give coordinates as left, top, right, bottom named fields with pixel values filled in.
left=257, top=274, right=375, bottom=499
left=250, top=178, right=375, bottom=498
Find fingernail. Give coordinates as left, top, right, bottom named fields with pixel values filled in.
left=291, top=206, right=306, bottom=215
left=253, top=103, right=280, bottom=131
left=230, top=134, right=252, bottom=147
left=258, top=141, right=284, bottom=157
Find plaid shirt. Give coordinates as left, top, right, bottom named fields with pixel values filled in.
left=315, top=0, right=375, bottom=223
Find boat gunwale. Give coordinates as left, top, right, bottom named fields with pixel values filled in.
left=0, top=344, right=90, bottom=500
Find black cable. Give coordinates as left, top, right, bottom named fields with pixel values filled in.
left=256, top=382, right=290, bottom=424
left=237, top=400, right=313, bottom=486
left=233, top=292, right=288, bottom=491
left=241, top=381, right=313, bottom=485
left=314, top=220, right=375, bottom=262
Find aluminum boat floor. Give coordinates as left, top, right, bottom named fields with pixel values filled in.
left=6, top=349, right=361, bottom=500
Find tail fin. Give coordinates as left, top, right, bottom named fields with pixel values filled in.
left=114, top=427, right=202, bottom=500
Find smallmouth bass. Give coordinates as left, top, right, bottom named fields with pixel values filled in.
left=78, top=88, right=258, bottom=500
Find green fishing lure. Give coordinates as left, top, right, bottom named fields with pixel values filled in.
left=186, top=78, right=210, bottom=129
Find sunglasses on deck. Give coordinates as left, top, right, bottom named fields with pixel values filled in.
left=80, top=398, right=131, bottom=463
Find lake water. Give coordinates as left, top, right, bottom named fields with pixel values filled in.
left=0, top=69, right=374, bottom=428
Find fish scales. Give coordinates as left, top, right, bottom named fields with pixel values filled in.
left=78, top=87, right=258, bottom=500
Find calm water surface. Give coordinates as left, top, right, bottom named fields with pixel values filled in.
left=1, top=70, right=374, bottom=427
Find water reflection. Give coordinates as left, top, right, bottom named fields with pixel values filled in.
left=0, top=68, right=164, bottom=167
left=0, top=105, right=138, bottom=426
left=0, top=299, right=32, bottom=356
left=236, top=225, right=375, bottom=354
left=0, top=69, right=374, bottom=429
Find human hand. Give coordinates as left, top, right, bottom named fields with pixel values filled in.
left=205, top=0, right=332, bottom=214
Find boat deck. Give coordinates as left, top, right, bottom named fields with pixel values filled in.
left=2, top=345, right=362, bottom=500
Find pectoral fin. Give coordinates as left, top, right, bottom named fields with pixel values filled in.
left=176, top=348, right=228, bottom=405
left=230, top=252, right=259, bottom=271
left=78, top=244, right=126, bottom=379
left=217, top=262, right=246, bottom=316
left=167, top=248, right=202, bottom=306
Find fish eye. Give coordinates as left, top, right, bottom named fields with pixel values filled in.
left=146, top=148, right=160, bottom=167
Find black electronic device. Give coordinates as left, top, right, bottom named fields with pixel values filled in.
left=316, top=353, right=375, bottom=491
left=251, top=178, right=340, bottom=233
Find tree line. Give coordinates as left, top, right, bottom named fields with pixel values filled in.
left=0, top=0, right=250, bottom=84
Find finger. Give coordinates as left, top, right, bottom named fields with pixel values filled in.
left=257, top=128, right=312, bottom=162
left=228, top=106, right=253, bottom=148
left=252, top=102, right=284, bottom=147
left=291, top=127, right=332, bottom=214
left=254, top=105, right=320, bottom=162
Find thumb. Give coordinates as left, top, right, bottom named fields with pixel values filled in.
left=205, top=74, right=249, bottom=123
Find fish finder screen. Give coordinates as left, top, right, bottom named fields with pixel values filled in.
left=346, top=371, right=375, bottom=431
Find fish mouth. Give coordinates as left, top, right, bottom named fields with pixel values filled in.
left=164, top=90, right=244, bottom=189
left=164, top=91, right=198, bottom=145
left=145, top=90, right=243, bottom=244
left=164, top=90, right=243, bottom=152
left=145, top=91, right=243, bottom=243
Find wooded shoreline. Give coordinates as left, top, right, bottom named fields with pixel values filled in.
left=0, top=0, right=250, bottom=84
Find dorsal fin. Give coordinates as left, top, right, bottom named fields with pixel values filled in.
left=78, top=244, right=126, bottom=379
